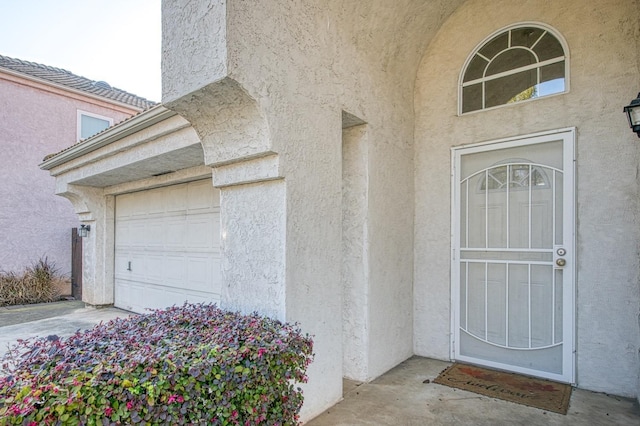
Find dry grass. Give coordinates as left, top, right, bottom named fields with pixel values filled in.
left=0, top=258, right=67, bottom=306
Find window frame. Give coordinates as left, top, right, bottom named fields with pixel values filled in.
left=458, top=22, right=570, bottom=116
left=77, top=110, right=114, bottom=141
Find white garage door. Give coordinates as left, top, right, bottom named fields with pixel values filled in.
left=114, top=180, right=221, bottom=313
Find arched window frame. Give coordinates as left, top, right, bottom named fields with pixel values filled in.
left=458, top=22, right=570, bottom=115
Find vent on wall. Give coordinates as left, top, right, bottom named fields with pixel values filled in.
left=152, top=170, right=174, bottom=177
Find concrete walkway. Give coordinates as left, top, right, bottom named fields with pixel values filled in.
left=307, top=357, right=640, bottom=425
left=0, top=300, right=131, bottom=358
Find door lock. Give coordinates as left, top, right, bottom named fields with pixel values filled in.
left=553, top=246, right=567, bottom=269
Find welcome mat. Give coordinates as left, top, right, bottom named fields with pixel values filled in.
left=433, top=363, right=572, bottom=414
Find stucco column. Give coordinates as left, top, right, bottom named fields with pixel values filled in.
left=161, top=3, right=345, bottom=415
left=164, top=77, right=286, bottom=321
left=55, top=184, right=114, bottom=306
left=342, top=123, right=370, bottom=381
left=212, top=157, right=286, bottom=321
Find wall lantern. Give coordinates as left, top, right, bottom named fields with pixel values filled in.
left=79, top=224, right=91, bottom=238
left=623, top=92, right=640, bottom=138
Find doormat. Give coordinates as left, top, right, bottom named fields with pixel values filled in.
left=433, top=363, right=572, bottom=414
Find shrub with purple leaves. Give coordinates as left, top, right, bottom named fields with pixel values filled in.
left=0, top=303, right=313, bottom=425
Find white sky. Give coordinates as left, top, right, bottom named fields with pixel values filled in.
left=0, top=0, right=161, bottom=102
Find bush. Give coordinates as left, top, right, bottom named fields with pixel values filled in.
left=0, top=303, right=313, bottom=425
left=0, top=258, right=67, bottom=306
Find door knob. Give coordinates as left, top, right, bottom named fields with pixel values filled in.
left=556, top=258, right=566, bottom=267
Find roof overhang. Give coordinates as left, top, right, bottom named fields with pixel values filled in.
left=41, top=105, right=177, bottom=170
left=40, top=105, right=206, bottom=189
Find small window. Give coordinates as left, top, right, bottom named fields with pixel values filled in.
left=460, top=24, right=568, bottom=114
left=77, top=111, right=113, bottom=140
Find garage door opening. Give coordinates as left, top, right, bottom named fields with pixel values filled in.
left=114, top=180, right=221, bottom=313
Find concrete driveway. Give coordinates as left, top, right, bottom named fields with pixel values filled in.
left=0, top=300, right=132, bottom=358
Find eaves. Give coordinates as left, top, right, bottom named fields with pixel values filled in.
left=40, top=105, right=178, bottom=170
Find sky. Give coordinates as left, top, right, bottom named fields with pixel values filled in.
left=0, top=0, right=162, bottom=102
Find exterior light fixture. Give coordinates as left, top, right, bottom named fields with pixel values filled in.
left=623, top=92, right=640, bottom=138
left=79, top=224, right=91, bottom=238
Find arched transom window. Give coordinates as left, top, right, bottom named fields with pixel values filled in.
left=460, top=24, right=568, bottom=114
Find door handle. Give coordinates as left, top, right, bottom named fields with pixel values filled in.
left=127, top=261, right=132, bottom=271
left=556, top=258, right=566, bottom=267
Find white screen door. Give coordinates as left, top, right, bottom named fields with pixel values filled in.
left=452, top=129, right=575, bottom=383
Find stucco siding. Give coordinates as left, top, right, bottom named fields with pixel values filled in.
left=0, top=76, right=134, bottom=275
left=26, top=0, right=627, bottom=419
left=162, top=0, right=446, bottom=418
left=223, top=1, right=424, bottom=416
left=414, top=0, right=640, bottom=397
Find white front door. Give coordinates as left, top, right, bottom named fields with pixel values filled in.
left=452, top=129, right=575, bottom=383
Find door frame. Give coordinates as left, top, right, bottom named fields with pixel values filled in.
left=450, top=127, right=576, bottom=384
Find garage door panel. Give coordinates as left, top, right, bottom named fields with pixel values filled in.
left=145, top=254, right=169, bottom=284
left=128, top=221, right=149, bottom=247
left=115, top=222, right=131, bottom=246
left=129, top=253, right=148, bottom=281
left=115, top=180, right=221, bottom=314
left=165, top=219, right=187, bottom=248
left=162, top=255, right=189, bottom=285
left=116, top=278, right=220, bottom=313
left=116, top=192, right=136, bottom=217
left=186, top=216, right=215, bottom=248
left=132, top=191, right=151, bottom=216
left=114, top=253, right=132, bottom=279
left=166, top=185, right=188, bottom=212
left=186, top=256, right=216, bottom=292
left=146, top=221, right=165, bottom=247
left=147, top=190, right=166, bottom=214
left=188, top=180, right=218, bottom=210
left=114, top=280, right=131, bottom=310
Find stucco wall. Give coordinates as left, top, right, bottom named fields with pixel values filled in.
left=161, top=0, right=227, bottom=103
left=162, top=0, right=640, bottom=417
left=162, top=0, right=469, bottom=418
left=0, top=76, right=134, bottom=276
left=342, top=124, right=369, bottom=381
left=414, top=0, right=640, bottom=397
left=219, top=180, right=287, bottom=321
left=222, top=0, right=443, bottom=417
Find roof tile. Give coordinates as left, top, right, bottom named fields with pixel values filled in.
left=0, top=54, right=157, bottom=109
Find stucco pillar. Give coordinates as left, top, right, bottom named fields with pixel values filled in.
left=164, top=76, right=286, bottom=321
left=55, top=184, right=114, bottom=306
left=212, top=157, right=286, bottom=321
left=342, top=122, right=370, bottom=381
left=161, top=3, right=344, bottom=417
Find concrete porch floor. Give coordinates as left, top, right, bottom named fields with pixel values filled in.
left=306, top=357, right=640, bottom=425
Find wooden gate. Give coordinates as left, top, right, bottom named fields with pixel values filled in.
left=71, top=228, right=82, bottom=299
